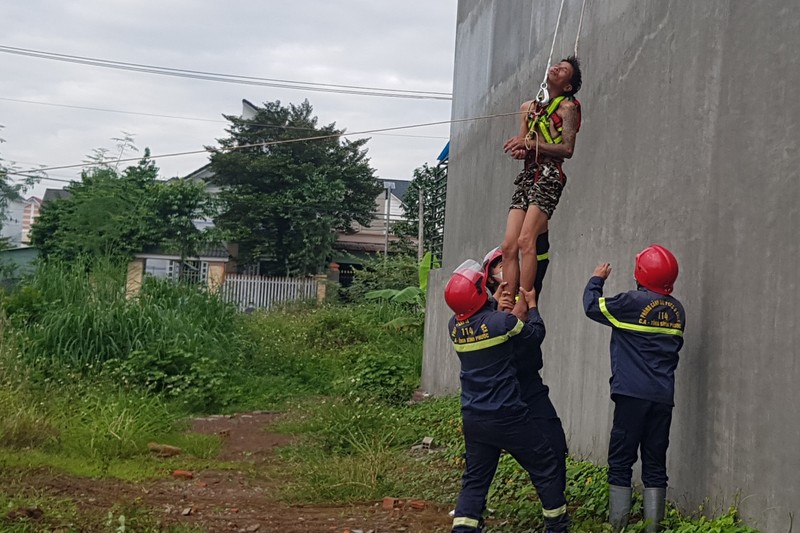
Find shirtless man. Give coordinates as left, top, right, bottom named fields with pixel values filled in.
left=501, top=56, right=582, bottom=319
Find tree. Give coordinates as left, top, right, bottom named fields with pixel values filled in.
left=151, top=178, right=217, bottom=260
left=209, top=99, right=381, bottom=275
left=30, top=149, right=214, bottom=262
left=392, top=162, right=445, bottom=254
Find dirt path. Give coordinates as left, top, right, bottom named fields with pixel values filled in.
left=4, top=413, right=453, bottom=533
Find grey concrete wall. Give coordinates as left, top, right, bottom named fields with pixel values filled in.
left=421, top=1, right=800, bottom=530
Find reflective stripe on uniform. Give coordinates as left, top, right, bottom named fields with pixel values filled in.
left=599, top=298, right=683, bottom=337
left=537, top=251, right=550, bottom=261
left=506, top=319, right=524, bottom=337
left=452, top=319, right=524, bottom=352
left=452, top=516, right=480, bottom=528
left=542, top=504, right=567, bottom=518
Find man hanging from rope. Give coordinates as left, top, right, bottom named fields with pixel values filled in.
left=500, top=56, right=582, bottom=319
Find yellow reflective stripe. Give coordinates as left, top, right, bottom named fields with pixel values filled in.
left=527, top=96, right=565, bottom=143
left=599, top=298, right=684, bottom=337
left=453, top=516, right=480, bottom=528
left=452, top=319, right=524, bottom=352
left=546, top=96, right=565, bottom=115
left=453, top=335, right=511, bottom=352
left=542, top=504, right=567, bottom=518
left=537, top=251, right=550, bottom=261
left=537, top=119, right=555, bottom=144
left=506, top=319, right=524, bottom=337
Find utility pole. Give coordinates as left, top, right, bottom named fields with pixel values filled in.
left=417, top=187, right=424, bottom=260
left=383, top=181, right=395, bottom=255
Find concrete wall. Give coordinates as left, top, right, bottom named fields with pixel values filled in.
left=421, top=1, right=800, bottom=530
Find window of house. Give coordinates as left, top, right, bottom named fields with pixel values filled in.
left=144, top=258, right=174, bottom=279
left=144, top=259, right=208, bottom=284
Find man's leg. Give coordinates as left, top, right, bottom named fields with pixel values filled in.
left=538, top=416, right=568, bottom=494
left=501, top=208, right=526, bottom=312
left=607, top=395, right=647, bottom=531
left=512, top=205, right=549, bottom=317
left=533, top=229, right=550, bottom=304
left=640, top=402, right=673, bottom=532
left=501, top=416, right=568, bottom=531
left=516, top=164, right=563, bottom=316
left=640, top=402, right=672, bottom=488
left=607, top=395, right=647, bottom=487
left=452, top=417, right=502, bottom=533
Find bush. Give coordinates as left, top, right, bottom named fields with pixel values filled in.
left=347, top=349, right=418, bottom=405
left=1, top=285, right=47, bottom=327
left=0, top=383, right=57, bottom=449
left=6, top=260, right=239, bottom=412
left=340, top=254, right=419, bottom=301
left=232, top=302, right=423, bottom=409
left=57, top=387, right=178, bottom=464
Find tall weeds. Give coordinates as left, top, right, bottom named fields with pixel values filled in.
left=6, top=259, right=238, bottom=411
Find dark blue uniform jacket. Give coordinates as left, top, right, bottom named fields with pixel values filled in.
left=449, top=303, right=545, bottom=414
left=583, top=276, right=686, bottom=406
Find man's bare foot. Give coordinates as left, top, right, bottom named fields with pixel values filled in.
left=511, top=297, right=528, bottom=320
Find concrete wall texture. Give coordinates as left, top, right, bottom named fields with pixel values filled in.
left=421, top=1, right=800, bottom=530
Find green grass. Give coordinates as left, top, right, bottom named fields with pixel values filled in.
left=0, top=486, right=205, bottom=532
left=0, top=489, right=80, bottom=533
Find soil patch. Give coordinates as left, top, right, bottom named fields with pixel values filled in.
left=1, top=412, right=453, bottom=532
left=191, top=412, right=294, bottom=461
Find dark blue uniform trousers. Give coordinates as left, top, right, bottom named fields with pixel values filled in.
left=608, top=394, right=673, bottom=488
left=453, top=410, right=567, bottom=532
left=537, top=416, right=568, bottom=494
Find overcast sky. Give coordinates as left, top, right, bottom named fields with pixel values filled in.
left=1, top=1, right=457, bottom=198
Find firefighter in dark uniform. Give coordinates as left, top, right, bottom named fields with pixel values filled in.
left=583, top=245, right=685, bottom=533
left=482, top=232, right=568, bottom=495
left=444, top=259, right=569, bottom=533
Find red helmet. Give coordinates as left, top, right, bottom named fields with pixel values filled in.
left=482, top=246, right=503, bottom=286
left=444, top=259, right=488, bottom=320
left=635, top=245, right=679, bottom=295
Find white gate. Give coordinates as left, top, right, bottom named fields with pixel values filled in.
left=221, top=274, right=319, bottom=311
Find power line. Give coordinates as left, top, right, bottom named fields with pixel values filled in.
left=7, top=110, right=516, bottom=177
left=0, top=45, right=452, bottom=101
left=0, top=97, right=449, bottom=140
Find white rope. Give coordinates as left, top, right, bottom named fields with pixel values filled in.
left=574, top=0, right=588, bottom=56
left=537, top=0, right=568, bottom=104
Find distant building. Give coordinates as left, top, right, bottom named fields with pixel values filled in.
left=1, top=196, right=42, bottom=247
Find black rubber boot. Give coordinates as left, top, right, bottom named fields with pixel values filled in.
left=544, top=511, right=570, bottom=533
left=608, top=484, right=632, bottom=532
left=643, top=487, right=666, bottom=532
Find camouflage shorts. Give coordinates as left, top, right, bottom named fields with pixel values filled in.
left=509, top=162, right=566, bottom=219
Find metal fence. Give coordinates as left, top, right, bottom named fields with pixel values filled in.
left=220, top=274, right=319, bottom=311
left=429, top=159, right=448, bottom=262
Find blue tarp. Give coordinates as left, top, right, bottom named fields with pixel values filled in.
left=437, top=141, right=450, bottom=162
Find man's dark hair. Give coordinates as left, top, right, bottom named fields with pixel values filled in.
left=563, top=55, right=582, bottom=97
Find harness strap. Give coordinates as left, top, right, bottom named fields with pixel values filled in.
left=527, top=96, right=569, bottom=145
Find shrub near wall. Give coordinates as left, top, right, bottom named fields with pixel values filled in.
left=233, top=302, right=423, bottom=408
